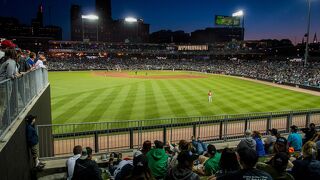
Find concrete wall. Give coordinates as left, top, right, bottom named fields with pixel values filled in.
left=0, top=85, right=52, bottom=180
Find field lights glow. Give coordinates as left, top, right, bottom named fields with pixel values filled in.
left=125, top=17, right=138, bottom=22
left=232, top=10, right=244, bottom=17
left=81, top=15, right=99, bottom=20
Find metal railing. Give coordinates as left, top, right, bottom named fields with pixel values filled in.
left=37, top=109, right=320, bottom=158
left=0, top=68, right=49, bottom=139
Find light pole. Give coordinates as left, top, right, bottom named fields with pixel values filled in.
left=232, top=10, right=244, bottom=41
left=81, top=15, right=99, bottom=42
left=304, top=0, right=311, bottom=66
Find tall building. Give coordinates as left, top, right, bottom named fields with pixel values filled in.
left=150, top=30, right=190, bottom=44
left=0, top=2, right=62, bottom=52
left=96, top=0, right=112, bottom=22
left=191, top=27, right=243, bottom=43
left=31, top=3, right=44, bottom=28
left=96, top=0, right=113, bottom=41
left=0, top=16, right=62, bottom=51
left=112, top=19, right=149, bottom=43
left=70, top=4, right=82, bottom=41
left=70, top=0, right=150, bottom=42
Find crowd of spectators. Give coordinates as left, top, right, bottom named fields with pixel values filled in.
left=0, top=40, right=47, bottom=152
left=47, top=57, right=320, bottom=88
left=67, top=124, right=320, bottom=180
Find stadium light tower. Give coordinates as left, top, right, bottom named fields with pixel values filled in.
left=304, top=0, right=311, bottom=66
left=232, top=10, right=245, bottom=41
left=81, top=14, right=99, bottom=41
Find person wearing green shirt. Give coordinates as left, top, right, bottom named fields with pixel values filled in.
left=204, top=144, right=221, bottom=175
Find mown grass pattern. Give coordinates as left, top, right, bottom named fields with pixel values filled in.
left=49, top=71, right=320, bottom=124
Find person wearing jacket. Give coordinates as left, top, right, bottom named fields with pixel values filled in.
left=146, top=140, right=169, bottom=179
left=237, top=129, right=256, bottom=151
left=252, top=131, right=266, bottom=157
left=256, top=152, right=294, bottom=180
left=0, top=48, right=20, bottom=125
left=292, top=141, right=320, bottom=180
left=165, top=150, right=200, bottom=180
left=72, top=147, right=102, bottom=180
left=26, top=115, right=45, bottom=168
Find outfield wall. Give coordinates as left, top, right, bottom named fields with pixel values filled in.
left=229, top=74, right=320, bottom=92
left=38, top=109, right=320, bottom=158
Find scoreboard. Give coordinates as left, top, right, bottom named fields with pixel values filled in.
left=215, top=15, right=240, bottom=26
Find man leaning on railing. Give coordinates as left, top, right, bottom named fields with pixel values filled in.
left=0, top=43, right=23, bottom=132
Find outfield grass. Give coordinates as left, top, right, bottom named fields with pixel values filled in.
left=49, top=71, right=320, bottom=124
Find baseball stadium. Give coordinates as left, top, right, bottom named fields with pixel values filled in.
left=1, top=0, right=320, bottom=180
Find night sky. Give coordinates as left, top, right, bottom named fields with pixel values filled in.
left=1, top=0, right=320, bottom=43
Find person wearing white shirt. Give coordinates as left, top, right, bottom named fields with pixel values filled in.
left=66, top=145, right=82, bottom=180
left=35, top=54, right=47, bottom=69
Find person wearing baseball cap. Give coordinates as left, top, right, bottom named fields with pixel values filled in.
left=0, top=40, right=17, bottom=49
left=0, top=40, right=16, bottom=60
left=288, top=125, right=302, bottom=151
left=0, top=48, right=20, bottom=81
left=273, top=137, right=288, bottom=154
left=72, top=147, right=102, bottom=180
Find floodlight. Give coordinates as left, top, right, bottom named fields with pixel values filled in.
left=125, top=17, right=138, bottom=23
left=232, top=10, right=244, bottom=17
left=81, top=15, right=99, bottom=20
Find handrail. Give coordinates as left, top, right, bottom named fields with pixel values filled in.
left=0, top=68, right=49, bottom=139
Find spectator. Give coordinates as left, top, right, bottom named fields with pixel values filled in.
left=264, top=128, right=278, bottom=154
left=0, top=48, right=19, bottom=81
left=27, top=52, right=36, bottom=68
left=35, top=54, right=47, bottom=69
left=215, top=148, right=240, bottom=178
left=192, top=136, right=208, bottom=155
left=72, top=147, right=102, bottom=180
left=25, top=115, right=45, bottom=168
left=165, top=150, right=200, bottom=180
left=273, top=137, right=288, bottom=154
left=292, top=141, right=320, bottom=179
left=302, top=123, right=317, bottom=144
left=204, top=144, right=221, bottom=176
left=288, top=125, right=302, bottom=151
left=272, top=137, right=294, bottom=169
left=237, top=129, right=256, bottom=151
left=169, top=139, right=193, bottom=169
left=129, top=154, right=153, bottom=180
left=66, top=145, right=82, bottom=180
left=0, top=49, right=20, bottom=126
left=217, top=148, right=272, bottom=180
left=312, top=132, right=320, bottom=160
left=17, top=49, right=31, bottom=73
left=112, top=159, right=133, bottom=180
left=146, top=140, right=169, bottom=179
left=134, top=140, right=152, bottom=157
left=252, top=131, right=266, bottom=157
left=256, top=152, right=294, bottom=180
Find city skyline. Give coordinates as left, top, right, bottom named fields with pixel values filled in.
left=1, top=0, right=320, bottom=43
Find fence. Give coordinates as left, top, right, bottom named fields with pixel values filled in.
left=37, top=109, right=320, bottom=158
left=0, top=68, right=49, bottom=139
